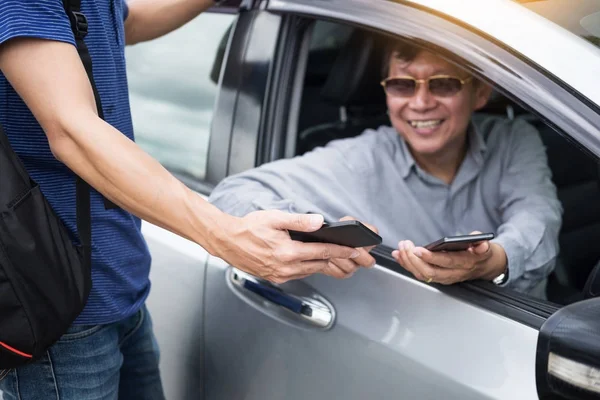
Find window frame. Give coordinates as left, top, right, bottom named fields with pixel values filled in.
left=126, top=9, right=240, bottom=196
left=252, top=0, right=600, bottom=326
left=207, top=10, right=285, bottom=185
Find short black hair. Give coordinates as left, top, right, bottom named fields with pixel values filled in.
left=380, top=39, right=479, bottom=87
left=381, top=39, right=422, bottom=78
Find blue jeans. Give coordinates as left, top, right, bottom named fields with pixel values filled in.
left=0, top=305, right=165, bottom=400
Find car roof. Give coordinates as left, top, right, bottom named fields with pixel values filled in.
left=402, top=0, right=600, bottom=108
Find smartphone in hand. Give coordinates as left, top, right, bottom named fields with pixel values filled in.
left=424, top=233, right=495, bottom=252
left=289, top=220, right=382, bottom=248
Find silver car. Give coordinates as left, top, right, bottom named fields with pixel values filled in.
left=125, top=0, right=600, bottom=399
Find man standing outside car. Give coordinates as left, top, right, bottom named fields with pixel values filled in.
left=0, top=1, right=372, bottom=399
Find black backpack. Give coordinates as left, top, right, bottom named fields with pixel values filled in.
left=0, top=0, right=111, bottom=370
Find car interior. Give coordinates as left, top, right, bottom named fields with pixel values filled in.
left=294, top=21, right=600, bottom=306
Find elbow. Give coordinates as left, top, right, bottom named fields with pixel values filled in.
left=124, top=27, right=141, bottom=46
left=44, top=116, right=83, bottom=164
left=46, top=127, right=73, bottom=163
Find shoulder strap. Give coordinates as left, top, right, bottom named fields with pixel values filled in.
left=63, top=0, right=116, bottom=270
left=63, top=0, right=105, bottom=121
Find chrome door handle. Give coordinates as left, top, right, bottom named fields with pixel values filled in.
left=229, top=269, right=335, bottom=329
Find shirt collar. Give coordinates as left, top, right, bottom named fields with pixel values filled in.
left=395, top=120, right=487, bottom=179
left=467, top=121, right=487, bottom=165
left=396, top=133, right=416, bottom=179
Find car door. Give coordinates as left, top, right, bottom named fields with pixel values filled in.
left=124, top=4, right=241, bottom=399
left=203, top=0, right=600, bottom=399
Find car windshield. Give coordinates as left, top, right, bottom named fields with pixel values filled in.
left=516, top=0, right=600, bottom=48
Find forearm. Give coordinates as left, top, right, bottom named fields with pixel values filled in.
left=210, top=183, right=290, bottom=218
left=492, top=209, right=561, bottom=285
left=210, top=177, right=322, bottom=218
left=210, top=147, right=359, bottom=220
left=0, top=38, right=228, bottom=255
left=52, top=112, right=227, bottom=253
left=125, top=0, right=214, bottom=45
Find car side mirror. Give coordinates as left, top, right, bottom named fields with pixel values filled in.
left=536, top=297, right=600, bottom=399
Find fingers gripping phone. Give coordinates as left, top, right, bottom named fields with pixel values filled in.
left=288, top=220, right=382, bottom=248
left=424, top=233, right=495, bottom=252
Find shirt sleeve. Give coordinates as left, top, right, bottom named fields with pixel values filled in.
left=0, top=1, right=75, bottom=47
left=209, top=139, right=372, bottom=223
left=492, top=118, right=563, bottom=292
left=122, top=0, right=129, bottom=21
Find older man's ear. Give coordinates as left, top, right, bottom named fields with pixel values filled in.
left=473, top=80, right=494, bottom=111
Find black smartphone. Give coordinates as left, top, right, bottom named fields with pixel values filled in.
left=424, top=233, right=495, bottom=252
left=288, top=220, right=382, bottom=248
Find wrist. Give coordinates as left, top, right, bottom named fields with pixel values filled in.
left=187, top=192, right=234, bottom=257
left=481, top=243, right=508, bottom=281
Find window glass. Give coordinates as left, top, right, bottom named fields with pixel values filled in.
left=309, top=20, right=353, bottom=51
left=126, top=13, right=235, bottom=180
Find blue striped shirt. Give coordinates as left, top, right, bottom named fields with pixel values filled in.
left=0, top=0, right=152, bottom=324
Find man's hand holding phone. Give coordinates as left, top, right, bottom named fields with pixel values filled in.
left=392, top=231, right=507, bottom=285
left=324, top=216, right=378, bottom=279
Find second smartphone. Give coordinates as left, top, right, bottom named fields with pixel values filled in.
left=424, top=233, right=495, bottom=252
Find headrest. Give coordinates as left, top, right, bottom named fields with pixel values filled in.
left=320, top=30, right=387, bottom=108
left=479, top=90, right=528, bottom=117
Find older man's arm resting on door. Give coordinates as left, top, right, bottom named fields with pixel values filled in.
left=210, top=141, right=380, bottom=274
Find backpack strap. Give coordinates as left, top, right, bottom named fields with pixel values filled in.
left=63, top=0, right=118, bottom=270
left=64, top=0, right=104, bottom=121
left=64, top=2, right=119, bottom=211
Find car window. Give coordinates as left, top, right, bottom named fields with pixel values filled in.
left=309, top=20, right=353, bottom=51
left=517, top=0, right=600, bottom=48
left=126, top=12, right=236, bottom=181
left=290, top=20, right=600, bottom=305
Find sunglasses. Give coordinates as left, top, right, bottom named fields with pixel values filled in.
left=380, top=75, right=473, bottom=98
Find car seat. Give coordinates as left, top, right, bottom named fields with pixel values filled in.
left=296, top=29, right=389, bottom=155
left=535, top=122, right=600, bottom=304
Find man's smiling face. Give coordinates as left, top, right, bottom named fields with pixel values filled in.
left=385, top=49, right=491, bottom=158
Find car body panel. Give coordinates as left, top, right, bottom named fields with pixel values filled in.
left=200, top=1, right=600, bottom=400
left=135, top=1, right=600, bottom=399
left=204, top=259, right=539, bottom=399
left=143, top=222, right=209, bottom=400
left=197, top=1, right=600, bottom=399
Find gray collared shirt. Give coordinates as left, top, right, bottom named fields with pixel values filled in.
left=209, top=114, right=563, bottom=292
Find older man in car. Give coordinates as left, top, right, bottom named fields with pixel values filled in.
left=209, top=40, right=562, bottom=297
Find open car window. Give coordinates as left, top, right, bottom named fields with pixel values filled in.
left=290, top=20, right=600, bottom=305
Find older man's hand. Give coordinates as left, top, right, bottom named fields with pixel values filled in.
left=392, top=233, right=507, bottom=285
